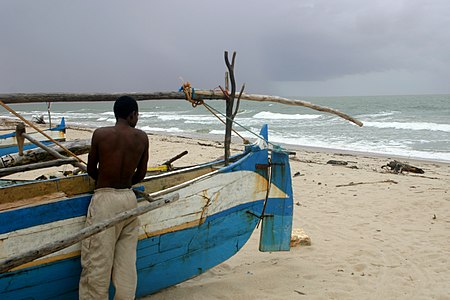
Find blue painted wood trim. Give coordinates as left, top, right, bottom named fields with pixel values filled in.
left=0, top=140, right=60, bottom=157
left=259, top=150, right=293, bottom=251
left=0, top=194, right=91, bottom=234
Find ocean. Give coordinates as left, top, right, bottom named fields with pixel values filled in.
left=6, top=94, right=450, bottom=163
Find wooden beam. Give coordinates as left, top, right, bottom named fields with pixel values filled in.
left=0, top=91, right=363, bottom=126
left=0, top=92, right=192, bottom=104
left=0, top=174, right=95, bottom=204
left=0, top=158, right=78, bottom=177
left=0, top=139, right=90, bottom=169
left=21, top=132, right=86, bottom=171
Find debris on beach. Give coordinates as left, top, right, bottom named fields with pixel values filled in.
left=327, top=160, right=348, bottom=165
left=32, top=115, right=45, bottom=124
left=293, top=171, right=302, bottom=177
left=35, top=171, right=67, bottom=180
left=336, top=179, right=398, bottom=187
left=382, top=160, right=425, bottom=174
left=327, top=159, right=358, bottom=169
left=290, top=228, right=311, bottom=247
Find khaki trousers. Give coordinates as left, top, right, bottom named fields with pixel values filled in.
left=79, top=188, right=139, bottom=300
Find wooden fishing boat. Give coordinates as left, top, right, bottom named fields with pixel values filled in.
left=0, top=117, right=66, bottom=156
left=0, top=51, right=363, bottom=299
left=0, top=125, right=293, bottom=299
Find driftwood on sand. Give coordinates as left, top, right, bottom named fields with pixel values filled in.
left=336, top=179, right=398, bottom=187
left=382, top=160, right=425, bottom=174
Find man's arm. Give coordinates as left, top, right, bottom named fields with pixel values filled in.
left=132, top=133, right=149, bottom=185
left=87, top=130, right=100, bottom=181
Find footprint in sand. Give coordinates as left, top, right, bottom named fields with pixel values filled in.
left=353, top=263, right=367, bottom=272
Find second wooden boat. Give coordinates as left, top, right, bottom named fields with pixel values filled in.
left=0, top=117, right=66, bottom=156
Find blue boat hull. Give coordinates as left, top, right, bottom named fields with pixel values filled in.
left=0, top=200, right=264, bottom=299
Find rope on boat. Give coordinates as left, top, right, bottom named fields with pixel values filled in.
left=180, top=82, right=281, bottom=148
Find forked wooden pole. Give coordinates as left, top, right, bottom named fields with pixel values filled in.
left=15, top=123, right=25, bottom=156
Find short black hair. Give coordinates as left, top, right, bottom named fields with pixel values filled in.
left=113, top=96, right=138, bottom=119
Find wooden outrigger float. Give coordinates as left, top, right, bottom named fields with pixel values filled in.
left=0, top=52, right=362, bottom=299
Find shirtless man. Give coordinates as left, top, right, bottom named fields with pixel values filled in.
left=79, top=96, right=149, bottom=300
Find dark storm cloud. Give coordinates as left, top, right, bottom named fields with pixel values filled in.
left=0, top=0, right=449, bottom=95
left=260, top=0, right=450, bottom=81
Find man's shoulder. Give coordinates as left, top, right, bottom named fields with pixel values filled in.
left=92, top=126, right=115, bottom=138
left=133, top=128, right=149, bottom=140
left=94, top=126, right=115, bottom=133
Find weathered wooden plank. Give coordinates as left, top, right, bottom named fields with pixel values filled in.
left=0, top=192, right=67, bottom=212
left=0, top=158, right=77, bottom=177
left=0, top=139, right=90, bottom=169
left=141, top=167, right=214, bottom=194
left=0, top=174, right=95, bottom=205
left=0, top=92, right=195, bottom=103
left=21, top=132, right=86, bottom=170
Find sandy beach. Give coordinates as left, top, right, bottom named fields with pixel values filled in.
left=2, top=125, right=450, bottom=299
left=144, top=133, right=450, bottom=300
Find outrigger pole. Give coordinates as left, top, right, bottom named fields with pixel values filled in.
left=0, top=93, right=363, bottom=127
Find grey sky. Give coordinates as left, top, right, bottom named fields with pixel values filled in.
left=1, top=0, right=449, bottom=96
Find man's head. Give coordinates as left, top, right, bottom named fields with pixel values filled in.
left=114, top=96, right=139, bottom=127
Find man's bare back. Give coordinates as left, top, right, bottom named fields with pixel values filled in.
left=87, top=101, right=149, bottom=189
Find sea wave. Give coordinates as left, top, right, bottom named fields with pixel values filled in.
left=363, top=121, right=450, bottom=132
left=357, top=111, right=399, bottom=119
left=265, top=133, right=450, bottom=162
left=253, top=111, right=321, bottom=120
left=209, top=130, right=224, bottom=135
left=140, top=126, right=185, bottom=133
left=157, top=115, right=216, bottom=122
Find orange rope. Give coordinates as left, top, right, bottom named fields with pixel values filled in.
left=180, top=83, right=248, bottom=143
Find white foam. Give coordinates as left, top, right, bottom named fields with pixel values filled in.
left=157, top=115, right=216, bottom=122
left=363, top=121, right=450, bottom=132
left=140, top=126, right=185, bottom=133
left=253, top=111, right=321, bottom=120
left=267, top=133, right=450, bottom=162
